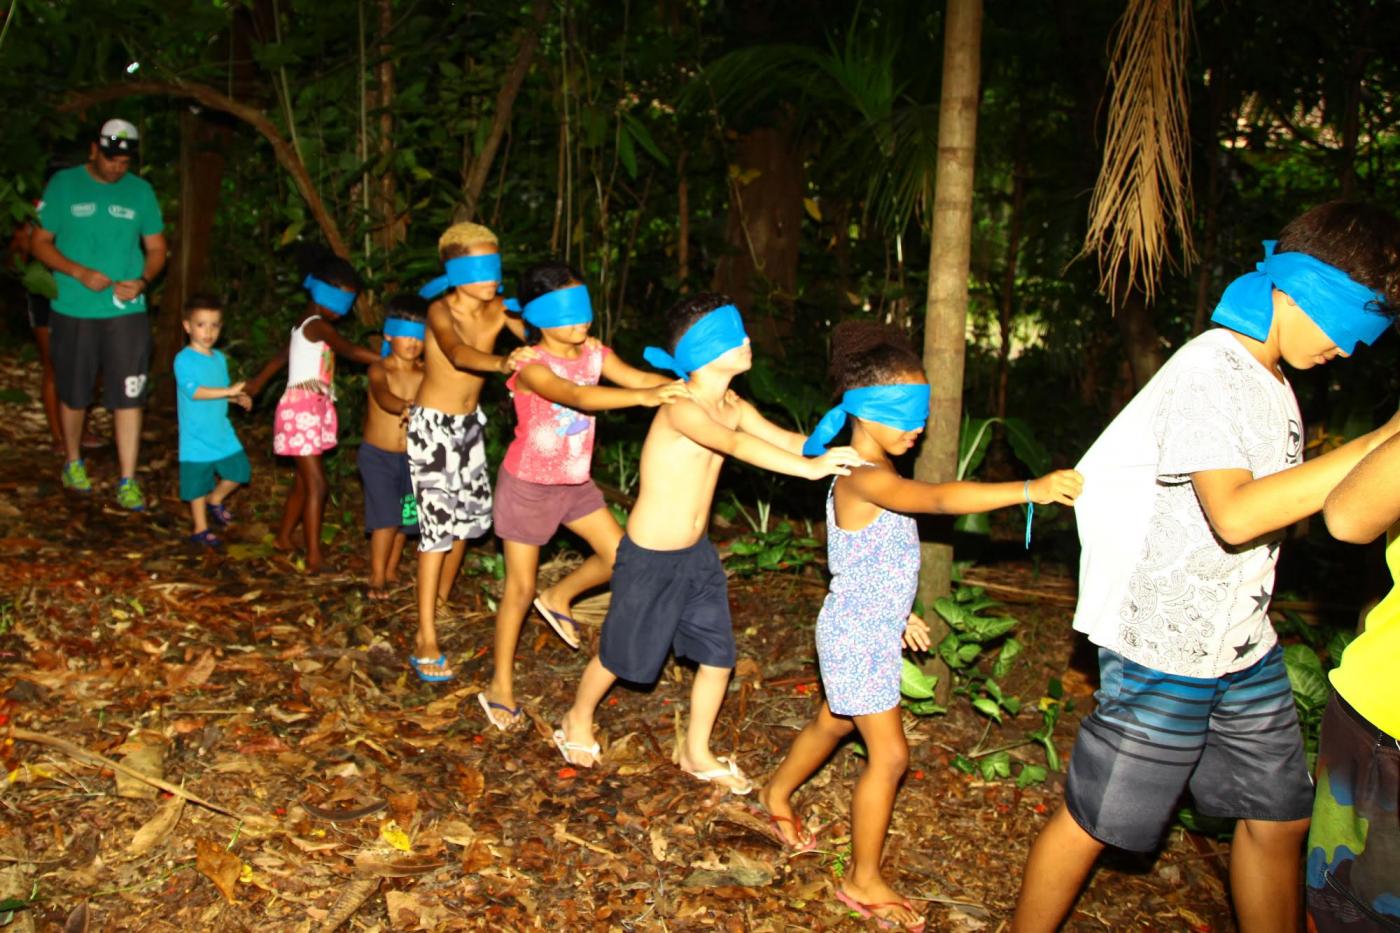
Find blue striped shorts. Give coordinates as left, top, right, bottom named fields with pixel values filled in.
left=1065, top=645, right=1313, bottom=852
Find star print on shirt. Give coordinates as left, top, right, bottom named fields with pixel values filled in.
left=1234, top=637, right=1259, bottom=660
left=1251, top=587, right=1270, bottom=616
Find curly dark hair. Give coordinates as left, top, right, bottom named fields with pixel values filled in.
left=300, top=246, right=361, bottom=293
left=828, top=319, right=924, bottom=395
left=519, top=260, right=584, bottom=306
left=664, top=292, right=733, bottom=352
left=1276, top=201, right=1400, bottom=314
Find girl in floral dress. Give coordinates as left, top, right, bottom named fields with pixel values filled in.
left=758, top=321, right=1083, bottom=931
left=272, top=253, right=378, bottom=573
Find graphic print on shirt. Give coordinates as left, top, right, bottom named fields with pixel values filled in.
left=1115, top=344, right=1302, bottom=677
left=551, top=403, right=590, bottom=437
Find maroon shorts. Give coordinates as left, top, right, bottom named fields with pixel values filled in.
left=492, top=466, right=607, bottom=546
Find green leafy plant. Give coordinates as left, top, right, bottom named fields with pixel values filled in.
left=953, top=415, right=1052, bottom=535
left=724, top=519, right=824, bottom=576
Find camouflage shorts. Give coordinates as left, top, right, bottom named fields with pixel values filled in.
left=406, top=406, right=492, bottom=552
left=1306, top=694, right=1400, bottom=931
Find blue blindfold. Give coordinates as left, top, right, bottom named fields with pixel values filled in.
left=802, top=384, right=931, bottom=457
left=381, top=317, right=426, bottom=356
left=523, top=285, right=593, bottom=329
left=303, top=275, right=356, bottom=317
left=1211, top=241, right=1390, bottom=355
left=643, top=305, right=748, bottom=380
left=419, top=253, right=503, bottom=299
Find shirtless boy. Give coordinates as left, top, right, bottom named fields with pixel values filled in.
left=553, top=293, right=862, bottom=793
left=407, top=223, right=531, bottom=682
left=358, top=295, right=427, bottom=599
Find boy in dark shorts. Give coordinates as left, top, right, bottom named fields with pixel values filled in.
left=406, top=223, right=533, bottom=682
left=1011, top=202, right=1400, bottom=933
left=552, top=293, right=861, bottom=793
left=175, top=295, right=252, bottom=546
left=358, top=295, right=427, bottom=599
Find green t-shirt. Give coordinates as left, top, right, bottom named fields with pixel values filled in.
left=37, top=165, right=164, bottom=319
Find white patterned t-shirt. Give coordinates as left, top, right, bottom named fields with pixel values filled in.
left=1072, top=328, right=1302, bottom=678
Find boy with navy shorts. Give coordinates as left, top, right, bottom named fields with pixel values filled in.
left=358, top=295, right=426, bottom=599
left=175, top=295, right=252, bottom=547
left=1011, top=202, right=1400, bottom=933
left=551, top=293, right=861, bottom=793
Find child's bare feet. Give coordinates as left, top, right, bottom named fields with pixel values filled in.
left=836, top=879, right=925, bottom=931
left=755, top=784, right=815, bottom=850
left=272, top=534, right=296, bottom=552
left=678, top=750, right=753, bottom=794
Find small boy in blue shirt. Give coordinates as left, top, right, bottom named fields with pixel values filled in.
left=175, top=294, right=252, bottom=546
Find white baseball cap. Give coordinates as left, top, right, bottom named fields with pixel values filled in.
left=97, top=118, right=140, bottom=156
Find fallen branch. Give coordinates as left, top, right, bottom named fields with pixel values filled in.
left=10, top=727, right=246, bottom=822
left=59, top=80, right=348, bottom=258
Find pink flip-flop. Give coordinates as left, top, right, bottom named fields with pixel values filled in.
left=833, top=889, right=926, bottom=931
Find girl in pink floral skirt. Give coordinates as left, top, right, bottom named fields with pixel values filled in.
left=272, top=253, right=378, bottom=573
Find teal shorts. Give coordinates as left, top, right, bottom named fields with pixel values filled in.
left=179, top=451, right=251, bottom=501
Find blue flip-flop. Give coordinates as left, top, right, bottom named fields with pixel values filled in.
left=533, top=597, right=581, bottom=650
left=477, top=692, right=523, bottom=732
left=408, top=654, right=453, bottom=683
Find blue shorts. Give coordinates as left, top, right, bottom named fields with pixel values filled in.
left=1065, top=645, right=1313, bottom=852
left=357, top=442, right=417, bottom=534
left=599, top=536, right=735, bottom=683
left=179, top=451, right=250, bottom=501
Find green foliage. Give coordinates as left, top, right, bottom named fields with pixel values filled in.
left=725, top=520, right=823, bottom=577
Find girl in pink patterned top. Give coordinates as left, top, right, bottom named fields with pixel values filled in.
left=478, top=262, right=685, bottom=731
left=271, top=252, right=378, bottom=574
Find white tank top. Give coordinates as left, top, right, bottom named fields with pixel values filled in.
left=287, top=319, right=333, bottom=391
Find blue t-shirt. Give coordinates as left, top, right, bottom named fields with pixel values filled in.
left=37, top=165, right=164, bottom=319
left=174, top=347, right=243, bottom=463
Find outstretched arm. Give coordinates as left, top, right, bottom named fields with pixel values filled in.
left=244, top=348, right=289, bottom=397
left=600, top=352, right=674, bottom=390
left=368, top=365, right=412, bottom=416
left=1193, top=410, right=1400, bottom=546
left=517, top=364, right=686, bottom=411
left=847, top=467, right=1083, bottom=516
left=303, top=318, right=378, bottom=367
left=1324, top=431, right=1400, bottom=544
left=426, top=301, right=521, bottom=374
left=666, top=401, right=861, bottom=479
left=733, top=395, right=806, bottom=455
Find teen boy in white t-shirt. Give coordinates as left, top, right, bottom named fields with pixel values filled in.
left=1011, top=201, right=1400, bottom=933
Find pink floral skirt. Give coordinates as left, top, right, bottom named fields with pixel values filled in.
left=273, top=387, right=339, bottom=456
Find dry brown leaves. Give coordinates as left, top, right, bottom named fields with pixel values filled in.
left=0, top=354, right=1236, bottom=931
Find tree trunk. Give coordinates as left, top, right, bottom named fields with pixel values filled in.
left=710, top=125, right=803, bottom=355
left=460, top=0, right=551, bottom=220
left=154, top=110, right=231, bottom=388
left=995, top=137, right=1026, bottom=420
left=373, top=0, right=405, bottom=253
left=676, top=151, right=690, bottom=288
left=914, top=0, right=983, bottom=704
left=1115, top=285, right=1163, bottom=390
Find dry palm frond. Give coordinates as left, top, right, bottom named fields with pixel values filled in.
left=569, top=592, right=611, bottom=627
left=1081, top=0, right=1197, bottom=307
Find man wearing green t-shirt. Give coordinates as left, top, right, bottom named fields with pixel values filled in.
left=30, top=118, right=167, bottom=510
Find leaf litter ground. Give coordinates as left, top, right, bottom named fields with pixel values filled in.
left=0, top=353, right=1236, bottom=931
